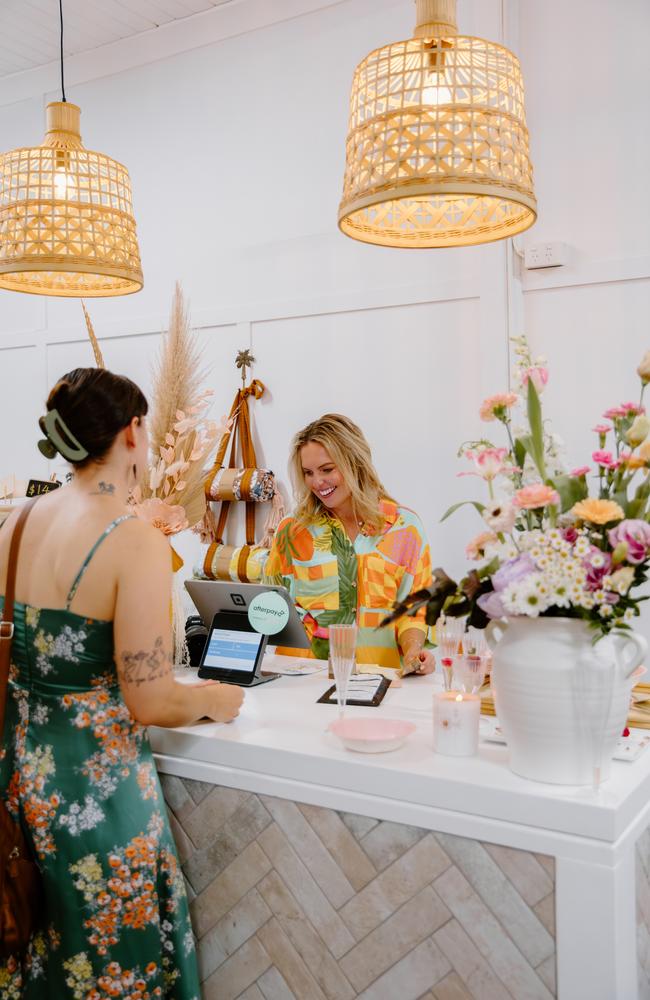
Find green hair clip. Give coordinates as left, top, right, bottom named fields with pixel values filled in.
left=37, top=409, right=89, bottom=463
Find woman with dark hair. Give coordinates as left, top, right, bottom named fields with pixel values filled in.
left=264, top=413, right=436, bottom=676
left=0, top=368, right=242, bottom=996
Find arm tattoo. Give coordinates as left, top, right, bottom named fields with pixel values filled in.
left=119, top=636, right=173, bottom=687
left=90, top=481, right=116, bottom=496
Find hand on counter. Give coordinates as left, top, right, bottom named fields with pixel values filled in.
left=197, top=680, right=245, bottom=723
left=402, top=648, right=436, bottom=676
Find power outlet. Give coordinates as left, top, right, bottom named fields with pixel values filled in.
left=524, top=242, right=568, bottom=269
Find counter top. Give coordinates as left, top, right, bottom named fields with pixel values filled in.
left=149, top=655, right=650, bottom=855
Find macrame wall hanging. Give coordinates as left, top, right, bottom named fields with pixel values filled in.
left=195, top=350, right=284, bottom=582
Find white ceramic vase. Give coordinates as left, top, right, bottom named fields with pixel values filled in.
left=488, top=616, right=647, bottom=785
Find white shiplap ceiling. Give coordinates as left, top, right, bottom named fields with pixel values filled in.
left=0, top=0, right=235, bottom=77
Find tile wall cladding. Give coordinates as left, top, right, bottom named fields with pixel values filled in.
left=160, top=776, right=557, bottom=1000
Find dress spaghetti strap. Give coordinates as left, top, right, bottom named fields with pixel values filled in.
left=65, top=515, right=134, bottom=611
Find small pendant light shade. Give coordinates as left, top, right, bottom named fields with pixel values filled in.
left=0, top=102, right=143, bottom=296
left=338, top=0, right=537, bottom=248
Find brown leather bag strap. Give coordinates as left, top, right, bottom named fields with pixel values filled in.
left=238, top=393, right=257, bottom=468
left=214, top=423, right=240, bottom=544
left=205, top=378, right=266, bottom=546
left=203, top=542, right=217, bottom=579
left=238, top=389, right=258, bottom=545
left=204, top=389, right=241, bottom=499
left=0, top=499, right=38, bottom=735
left=236, top=545, right=251, bottom=583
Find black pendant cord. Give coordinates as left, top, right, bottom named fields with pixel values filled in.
left=59, top=0, right=67, bottom=102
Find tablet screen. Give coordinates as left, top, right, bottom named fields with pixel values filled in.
left=202, top=626, right=264, bottom=675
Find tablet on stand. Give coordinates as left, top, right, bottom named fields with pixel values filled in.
left=198, top=611, right=280, bottom=687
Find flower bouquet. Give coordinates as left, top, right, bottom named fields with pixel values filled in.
left=387, top=338, right=650, bottom=784
left=391, top=336, right=650, bottom=638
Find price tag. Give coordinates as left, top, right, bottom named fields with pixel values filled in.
left=26, top=479, right=61, bottom=497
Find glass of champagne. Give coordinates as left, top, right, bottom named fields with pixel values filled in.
left=436, top=615, right=465, bottom=691
left=455, top=627, right=490, bottom=694
left=329, top=624, right=358, bottom=718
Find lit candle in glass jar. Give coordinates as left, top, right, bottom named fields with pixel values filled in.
left=433, top=691, right=480, bottom=757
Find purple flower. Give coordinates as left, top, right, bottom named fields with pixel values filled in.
left=492, top=553, right=537, bottom=592
left=608, top=520, right=650, bottom=565
left=477, top=591, right=507, bottom=619
left=477, top=554, right=537, bottom=620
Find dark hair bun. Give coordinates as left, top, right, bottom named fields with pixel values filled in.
left=46, top=368, right=148, bottom=467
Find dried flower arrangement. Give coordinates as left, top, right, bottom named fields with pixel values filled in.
left=132, top=282, right=220, bottom=660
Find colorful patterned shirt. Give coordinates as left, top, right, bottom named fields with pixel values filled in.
left=263, top=499, right=432, bottom=672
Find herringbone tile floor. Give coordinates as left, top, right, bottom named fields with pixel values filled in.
left=160, top=775, right=557, bottom=1000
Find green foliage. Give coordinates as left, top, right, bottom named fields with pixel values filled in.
left=440, top=500, right=485, bottom=523
left=552, top=473, right=588, bottom=513
left=513, top=437, right=527, bottom=471
left=524, top=380, right=546, bottom=478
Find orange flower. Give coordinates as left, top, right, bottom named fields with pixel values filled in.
left=571, top=498, right=624, bottom=524
left=514, top=484, right=560, bottom=510
left=133, top=498, right=189, bottom=535
left=479, top=392, right=519, bottom=422
left=465, top=531, right=498, bottom=560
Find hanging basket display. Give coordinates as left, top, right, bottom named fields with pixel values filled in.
left=198, top=363, right=285, bottom=582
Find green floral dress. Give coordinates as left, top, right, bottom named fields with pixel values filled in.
left=0, top=517, right=200, bottom=999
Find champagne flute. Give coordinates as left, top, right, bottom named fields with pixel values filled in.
left=456, top=627, right=490, bottom=694
left=329, top=624, right=358, bottom=718
left=436, top=615, right=465, bottom=691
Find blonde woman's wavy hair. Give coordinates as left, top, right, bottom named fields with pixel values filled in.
left=289, top=414, right=394, bottom=531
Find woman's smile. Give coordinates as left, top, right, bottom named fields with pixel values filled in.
left=300, top=441, right=351, bottom=513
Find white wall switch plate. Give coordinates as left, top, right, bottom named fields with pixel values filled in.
left=524, top=242, right=568, bottom=269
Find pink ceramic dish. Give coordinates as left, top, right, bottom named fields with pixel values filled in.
left=329, top=717, right=416, bottom=753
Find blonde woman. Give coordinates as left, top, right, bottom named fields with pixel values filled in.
left=264, top=414, right=435, bottom=676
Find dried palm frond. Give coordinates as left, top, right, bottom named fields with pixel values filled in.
left=81, top=300, right=105, bottom=368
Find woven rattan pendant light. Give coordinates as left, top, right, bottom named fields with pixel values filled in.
left=338, top=0, right=537, bottom=248
left=0, top=2, right=142, bottom=296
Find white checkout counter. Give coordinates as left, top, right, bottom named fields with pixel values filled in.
left=150, top=654, right=650, bottom=1000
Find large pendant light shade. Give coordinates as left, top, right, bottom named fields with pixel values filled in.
left=0, top=102, right=143, bottom=296
left=338, top=0, right=537, bottom=248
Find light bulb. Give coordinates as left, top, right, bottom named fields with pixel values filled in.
left=53, top=168, right=68, bottom=199
left=422, top=75, right=453, bottom=107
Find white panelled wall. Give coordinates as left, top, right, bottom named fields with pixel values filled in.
left=0, top=0, right=649, bottom=625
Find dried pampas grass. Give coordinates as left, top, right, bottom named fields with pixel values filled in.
left=141, top=283, right=217, bottom=529
left=149, top=282, right=204, bottom=461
